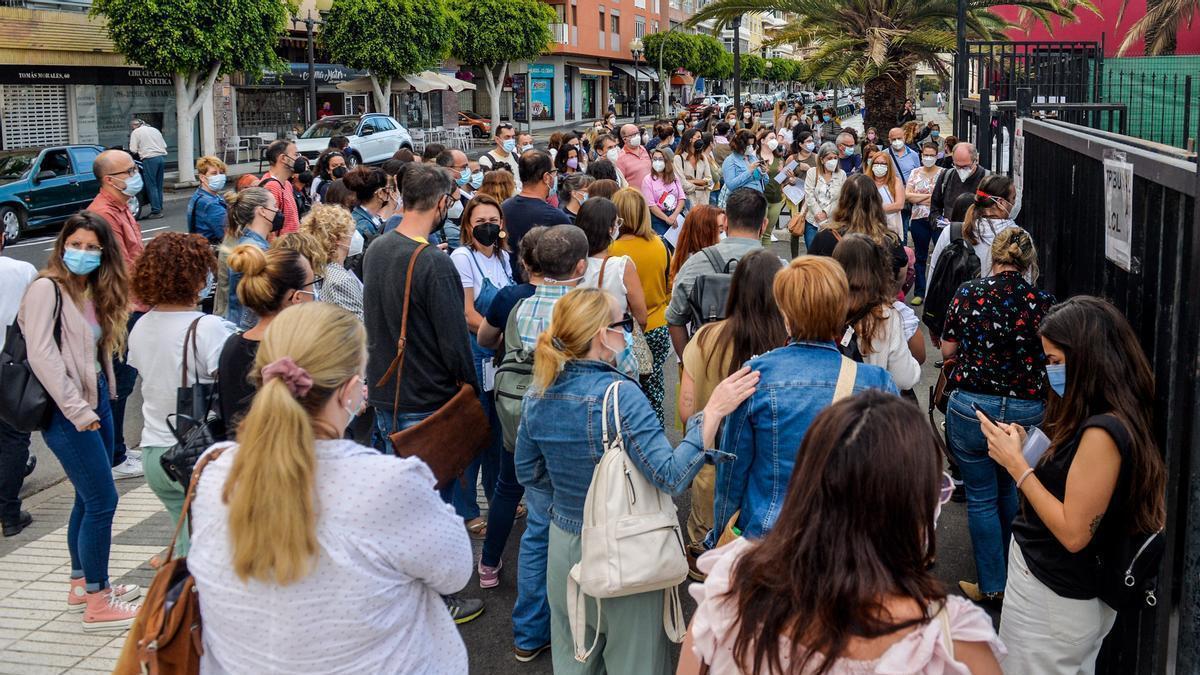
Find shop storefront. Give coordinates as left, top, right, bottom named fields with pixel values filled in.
left=0, top=65, right=186, bottom=165
left=233, top=63, right=366, bottom=140
left=611, top=62, right=658, bottom=119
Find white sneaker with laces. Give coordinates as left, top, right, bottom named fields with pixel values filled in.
left=112, top=457, right=144, bottom=480
left=125, top=448, right=142, bottom=461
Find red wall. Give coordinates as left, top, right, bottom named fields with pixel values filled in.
left=995, top=0, right=1200, bottom=56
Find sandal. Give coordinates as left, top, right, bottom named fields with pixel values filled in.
left=515, top=504, right=527, bottom=520
left=466, top=518, right=488, bottom=540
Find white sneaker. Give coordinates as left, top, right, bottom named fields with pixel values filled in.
left=125, top=448, right=142, bottom=461
left=112, top=457, right=144, bottom=480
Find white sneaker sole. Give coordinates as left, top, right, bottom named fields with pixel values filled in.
left=112, top=470, right=144, bottom=480
left=81, top=615, right=136, bottom=632
left=68, top=586, right=142, bottom=612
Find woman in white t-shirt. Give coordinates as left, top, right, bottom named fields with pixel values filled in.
left=448, top=194, right=513, bottom=539
left=127, top=233, right=234, bottom=555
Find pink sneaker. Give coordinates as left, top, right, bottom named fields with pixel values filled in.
left=68, top=577, right=141, bottom=612
left=478, top=560, right=502, bottom=589
left=82, top=589, right=141, bottom=632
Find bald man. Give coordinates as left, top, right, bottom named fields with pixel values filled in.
left=929, top=142, right=986, bottom=225
left=615, top=123, right=651, bottom=189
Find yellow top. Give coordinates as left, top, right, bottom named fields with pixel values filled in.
left=681, top=321, right=733, bottom=413
left=609, top=234, right=671, bottom=332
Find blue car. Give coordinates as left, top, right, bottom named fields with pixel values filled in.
left=0, top=144, right=149, bottom=244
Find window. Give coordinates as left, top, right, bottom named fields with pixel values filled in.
left=40, top=149, right=73, bottom=177
left=611, top=15, right=619, bottom=33
left=373, top=116, right=397, bottom=131
left=635, top=17, right=645, bottom=38
left=652, top=20, right=659, bottom=33
left=69, top=146, right=100, bottom=176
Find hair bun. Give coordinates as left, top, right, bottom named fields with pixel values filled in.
left=228, top=243, right=267, bottom=277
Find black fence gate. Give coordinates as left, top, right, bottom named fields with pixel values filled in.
left=1019, top=118, right=1200, bottom=673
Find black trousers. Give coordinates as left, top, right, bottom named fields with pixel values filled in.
left=0, top=417, right=31, bottom=523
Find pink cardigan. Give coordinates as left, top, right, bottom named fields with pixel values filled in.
left=688, top=538, right=1007, bottom=674
left=18, top=277, right=117, bottom=428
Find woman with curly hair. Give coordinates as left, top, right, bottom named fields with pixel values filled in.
left=127, top=232, right=234, bottom=555
left=301, top=203, right=362, bottom=320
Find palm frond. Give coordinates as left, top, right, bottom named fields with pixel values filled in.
left=1117, top=0, right=1197, bottom=55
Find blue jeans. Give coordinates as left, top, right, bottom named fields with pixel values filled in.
left=447, top=338, right=502, bottom=522
left=42, top=375, right=117, bottom=592
left=142, top=155, right=165, bottom=214
left=649, top=214, right=670, bottom=236
left=513, top=485, right=552, bottom=650
left=910, top=217, right=934, bottom=297
left=901, top=208, right=912, bottom=244
left=481, top=450, right=524, bottom=567
left=947, top=390, right=1045, bottom=594
left=803, top=221, right=818, bottom=251
left=374, top=408, right=459, bottom=507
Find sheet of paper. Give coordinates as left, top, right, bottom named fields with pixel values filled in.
left=774, top=160, right=799, bottom=185
left=482, top=359, right=497, bottom=392
left=782, top=184, right=806, bottom=204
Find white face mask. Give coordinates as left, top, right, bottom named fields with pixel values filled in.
left=628, top=135, right=642, bottom=148
left=606, top=147, right=620, bottom=163
left=956, top=166, right=973, bottom=181
left=921, top=156, right=937, bottom=167
left=675, top=123, right=685, bottom=133
left=871, top=164, right=889, bottom=178
left=348, top=229, right=365, bottom=257
left=446, top=199, right=464, bottom=221
left=766, top=139, right=779, bottom=151
left=803, top=141, right=816, bottom=152
left=652, top=159, right=666, bottom=172
left=823, top=159, right=839, bottom=172
left=890, top=139, right=905, bottom=151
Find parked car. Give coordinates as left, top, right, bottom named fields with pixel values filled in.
left=458, top=111, right=492, bottom=138
left=0, top=144, right=150, bottom=244
left=293, top=114, right=413, bottom=167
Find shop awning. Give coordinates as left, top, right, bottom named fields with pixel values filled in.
left=611, top=63, right=640, bottom=79
left=335, top=76, right=374, bottom=94
left=670, top=73, right=695, bottom=86
left=638, top=67, right=659, bottom=82
left=403, top=72, right=447, bottom=93
left=575, top=66, right=613, bottom=77
left=423, top=71, right=476, bottom=92
left=335, top=73, right=454, bottom=94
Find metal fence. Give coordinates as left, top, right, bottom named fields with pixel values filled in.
left=1019, top=117, right=1200, bottom=674
left=1100, top=57, right=1200, bottom=150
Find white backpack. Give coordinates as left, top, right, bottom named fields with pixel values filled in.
left=567, top=380, right=688, bottom=662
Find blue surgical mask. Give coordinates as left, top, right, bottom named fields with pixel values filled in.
left=207, top=173, right=227, bottom=191
left=469, top=171, right=484, bottom=190
left=521, top=144, right=535, bottom=153
left=198, top=271, right=215, bottom=301
left=456, top=167, right=471, bottom=186
left=63, top=249, right=102, bottom=276
left=843, top=146, right=854, bottom=157
left=119, top=171, right=143, bottom=197
left=1046, top=363, right=1066, bottom=397
left=502, top=138, right=517, bottom=153
left=822, top=114, right=832, bottom=123
left=606, top=327, right=634, bottom=365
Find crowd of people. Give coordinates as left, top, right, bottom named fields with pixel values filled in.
left=0, top=102, right=1167, bottom=675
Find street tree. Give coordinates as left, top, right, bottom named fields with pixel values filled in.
left=91, top=0, right=290, bottom=183
left=766, top=57, right=793, bottom=85
left=450, top=0, right=555, bottom=131
left=322, top=0, right=454, bottom=117
left=693, top=34, right=732, bottom=92
left=688, top=0, right=1097, bottom=132
left=642, top=31, right=701, bottom=112
left=742, top=54, right=767, bottom=83
left=1117, top=0, right=1195, bottom=55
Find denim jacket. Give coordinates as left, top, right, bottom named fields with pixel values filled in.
left=706, top=341, right=899, bottom=547
left=187, top=188, right=228, bottom=244
left=515, top=359, right=732, bottom=534
left=721, top=153, right=765, bottom=194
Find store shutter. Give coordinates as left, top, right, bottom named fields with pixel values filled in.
left=1, top=85, right=70, bottom=150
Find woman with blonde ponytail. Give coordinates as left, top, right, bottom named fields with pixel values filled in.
left=516, top=287, right=759, bottom=672
left=189, top=302, right=472, bottom=673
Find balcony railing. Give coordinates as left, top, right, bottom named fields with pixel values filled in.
left=550, top=22, right=569, bottom=45
left=610, top=33, right=620, bottom=51
left=599, top=30, right=606, bottom=50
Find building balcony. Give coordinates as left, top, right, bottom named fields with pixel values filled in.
left=551, top=22, right=569, bottom=45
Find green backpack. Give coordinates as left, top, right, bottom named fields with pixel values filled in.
left=494, top=299, right=534, bottom=452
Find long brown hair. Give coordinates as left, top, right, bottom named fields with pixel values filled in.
left=44, top=211, right=129, bottom=357
left=697, top=249, right=787, bottom=376
left=650, top=146, right=677, bottom=185
left=725, top=391, right=946, bottom=675
left=831, top=174, right=894, bottom=249
left=670, top=205, right=722, bottom=283
left=832, top=233, right=891, bottom=355
left=1038, top=296, right=1166, bottom=533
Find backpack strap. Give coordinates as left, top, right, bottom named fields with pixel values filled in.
left=597, top=256, right=611, bottom=290
left=701, top=246, right=727, bottom=274
left=375, top=243, right=429, bottom=430
left=833, top=356, right=857, bottom=402
left=162, top=444, right=229, bottom=563
left=950, top=222, right=964, bottom=243
left=179, top=316, right=204, bottom=388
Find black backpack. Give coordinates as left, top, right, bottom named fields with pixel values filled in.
left=836, top=307, right=874, bottom=363
left=685, top=247, right=739, bottom=327
left=922, top=223, right=980, bottom=337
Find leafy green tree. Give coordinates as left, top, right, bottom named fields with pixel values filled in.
left=688, top=0, right=1097, bottom=131
left=642, top=31, right=701, bottom=111
left=322, top=0, right=454, bottom=116
left=742, top=54, right=767, bottom=82
left=766, top=57, right=793, bottom=83
left=91, top=0, right=291, bottom=183
left=450, top=0, right=555, bottom=130
left=693, top=34, right=731, bottom=83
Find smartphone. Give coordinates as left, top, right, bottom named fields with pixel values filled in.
left=971, top=402, right=999, bottom=426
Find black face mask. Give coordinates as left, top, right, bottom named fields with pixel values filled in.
left=269, top=208, right=286, bottom=233
left=692, top=140, right=707, bottom=152
left=290, top=155, right=309, bottom=174
left=473, top=222, right=502, bottom=247
left=331, top=166, right=347, bottom=179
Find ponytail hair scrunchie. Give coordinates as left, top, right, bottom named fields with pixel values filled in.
left=261, top=357, right=314, bottom=398
left=551, top=336, right=567, bottom=351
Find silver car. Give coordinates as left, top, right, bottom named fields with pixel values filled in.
left=293, top=114, right=413, bottom=166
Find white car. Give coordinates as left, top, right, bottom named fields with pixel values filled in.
left=293, top=114, right=413, bottom=166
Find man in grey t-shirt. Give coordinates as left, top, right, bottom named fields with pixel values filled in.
left=666, top=188, right=768, bottom=358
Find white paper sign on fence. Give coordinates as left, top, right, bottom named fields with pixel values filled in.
left=1103, top=158, right=1134, bottom=272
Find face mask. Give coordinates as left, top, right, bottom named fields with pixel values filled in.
left=606, top=148, right=620, bottom=162
left=652, top=160, right=666, bottom=172
left=206, top=173, right=227, bottom=191
left=823, top=159, right=839, bottom=172
left=743, top=112, right=751, bottom=119
left=198, top=271, right=215, bottom=301
left=332, top=166, right=348, bottom=179
left=266, top=207, right=285, bottom=233
left=117, top=171, right=143, bottom=197
left=931, top=131, right=940, bottom=139
left=956, top=167, right=973, bottom=182
left=63, top=249, right=102, bottom=276
left=456, top=167, right=471, bottom=186
left=604, top=327, right=634, bottom=365
left=790, top=120, right=800, bottom=128
left=745, top=150, right=757, bottom=162
left=473, top=221, right=502, bottom=247
left=871, top=164, right=889, bottom=177
left=1046, top=363, right=1066, bottom=397
left=446, top=199, right=464, bottom=221
left=348, top=229, right=364, bottom=257
left=290, top=156, right=309, bottom=174
left=921, top=156, right=937, bottom=168
left=502, top=138, right=517, bottom=153
left=891, top=139, right=905, bottom=151
left=766, top=139, right=779, bottom=152
left=575, top=192, right=589, bottom=205
left=627, top=135, right=642, bottom=148
left=521, top=144, right=535, bottom=153
left=607, top=117, right=616, bottom=125
left=842, top=146, right=854, bottom=157
left=803, top=141, right=816, bottom=152
left=469, top=171, right=484, bottom=190
left=676, top=123, right=685, bottom=133
left=718, top=230, right=728, bottom=241
left=566, top=158, right=579, bottom=170
left=547, top=173, right=558, bottom=196
left=822, top=114, right=832, bottom=122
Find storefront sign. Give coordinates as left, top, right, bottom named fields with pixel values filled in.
left=0, top=66, right=173, bottom=87
left=511, top=74, right=529, bottom=124
left=251, top=63, right=366, bottom=87
left=528, top=64, right=555, bottom=121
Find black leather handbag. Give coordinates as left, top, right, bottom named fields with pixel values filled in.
left=160, top=317, right=224, bottom=486
left=0, top=281, right=61, bottom=432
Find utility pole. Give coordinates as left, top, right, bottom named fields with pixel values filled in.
left=732, top=15, right=742, bottom=119
left=954, top=0, right=967, bottom=137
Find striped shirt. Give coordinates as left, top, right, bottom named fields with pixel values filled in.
left=516, top=283, right=638, bottom=377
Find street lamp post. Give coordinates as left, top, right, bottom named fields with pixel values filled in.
left=954, top=0, right=967, bottom=137
left=292, top=10, right=324, bottom=127
left=630, top=38, right=644, bottom=125
left=731, top=15, right=742, bottom=120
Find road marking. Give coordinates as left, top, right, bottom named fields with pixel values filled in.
left=5, top=237, right=56, bottom=249
left=39, top=225, right=174, bottom=251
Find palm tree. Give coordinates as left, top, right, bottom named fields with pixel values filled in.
left=687, top=0, right=1096, bottom=132
left=1117, top=0, right=1196, bottom=55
